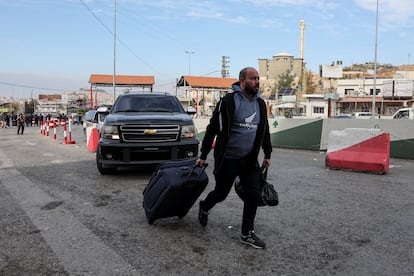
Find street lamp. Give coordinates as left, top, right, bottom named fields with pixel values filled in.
left=185, top=51, right=195, bottom=75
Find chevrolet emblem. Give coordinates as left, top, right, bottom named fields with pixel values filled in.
left=144, top=129, right=157, bottom=135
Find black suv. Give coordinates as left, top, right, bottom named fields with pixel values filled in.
left=96, top=93, right=199, bottom=174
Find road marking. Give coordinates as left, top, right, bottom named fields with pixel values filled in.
left=0, top=149, right=13, bottom=169
left=0, top=150, right=136, bottom=275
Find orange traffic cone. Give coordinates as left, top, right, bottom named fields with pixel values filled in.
left=87, top=127, right=99, bottom=153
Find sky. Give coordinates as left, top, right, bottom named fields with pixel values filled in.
left=1, top=0, right=414, bottom=98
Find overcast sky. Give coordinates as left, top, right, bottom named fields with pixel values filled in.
left=1, top=0, right=413, bottom=98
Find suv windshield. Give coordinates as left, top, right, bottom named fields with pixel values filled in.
left=113, top=95, right=184, bottom=113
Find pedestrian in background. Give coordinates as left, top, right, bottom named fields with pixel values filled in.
left=0, top=112, right=7, bottom=128
left=196, top=67, right=272, bottom=249
left=17, top=113, right=25, bottom=135
left=5, top=113, right=10, bottom=127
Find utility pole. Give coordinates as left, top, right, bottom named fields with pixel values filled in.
left=372, top=0, right=379, bottom=118
left=185, top=51, right=195, bottom=75
left=221, top=56, right=230, bottom=78
left=113, top=0, right=117, bottom=104
left=299, top=20, right=306, bottom=94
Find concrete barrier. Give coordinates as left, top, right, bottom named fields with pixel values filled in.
left=325, top=128, right=390, bottom=174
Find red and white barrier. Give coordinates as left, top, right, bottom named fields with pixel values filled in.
left=46, top=120, right=50, bottom=137
left=63, top=124, right=68, bottom=143
left=325, top=128, right=390, bottom=174
left=48, top=120, right=55, bottom=129
left=53, top=121, right=57, bottom=139
left=39, top=118, right=77, bottom=144
left=65, top=120, right=76, bottom=144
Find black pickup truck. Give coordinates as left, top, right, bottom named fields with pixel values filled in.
left=96, top=93, right=199, bottom=174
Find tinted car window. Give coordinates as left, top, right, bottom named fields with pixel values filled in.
left=113, top=95, right=184, bottom=113
left=85, top=110, right=97, bottom=122
left=397, top=110, right=409, bottom=118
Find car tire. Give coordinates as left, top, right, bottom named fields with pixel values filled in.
left=96, top=151, right=117, bottom=175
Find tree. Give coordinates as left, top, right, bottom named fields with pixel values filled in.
left=10, top=102, right=21, bottom=112
left=278, top=70, right=295, bottom=89
left=305, top=70, right=318, bottom=94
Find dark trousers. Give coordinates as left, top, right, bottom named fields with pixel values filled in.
left=200, top=157, right=261, bottom=235
left=17, top=124, right=24, bottom=134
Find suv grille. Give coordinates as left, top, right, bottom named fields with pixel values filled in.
left=120, top=124, right=180, bottom=142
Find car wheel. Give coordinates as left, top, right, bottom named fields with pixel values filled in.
left=96, top=151, right=117, bottom=175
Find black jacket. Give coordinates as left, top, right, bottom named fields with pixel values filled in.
left=199, top=91, right=272, bottom=174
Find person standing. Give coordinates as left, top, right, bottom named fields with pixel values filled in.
left=0, top=112, right=6, bottom=128
left=5, top=113, right=10, bottom=127
left=196, top=67, right=272, bottom=249
left=17, top=113, right=25, bottom=135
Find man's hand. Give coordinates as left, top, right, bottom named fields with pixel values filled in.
left=262, top=158, right=271, bottom=168
left=196, top=159, right=207, bottom=168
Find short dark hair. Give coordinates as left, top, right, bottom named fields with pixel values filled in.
left=239, top=67, right=256, bottom=80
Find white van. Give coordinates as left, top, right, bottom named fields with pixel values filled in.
left=392, top=107, right=414, bottom=119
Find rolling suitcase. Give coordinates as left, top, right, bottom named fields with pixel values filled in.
left=143, top=159, right=208, bottom=224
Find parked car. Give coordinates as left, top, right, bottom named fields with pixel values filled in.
left=351, top=112, right=379, bottom=119
left=331, top=114, right=353, bottom=119
left=83, top=106, right=110, bottom=134
left=392, top=107, right=414, bottom=119
left=96, top=93, right=199, bottom=174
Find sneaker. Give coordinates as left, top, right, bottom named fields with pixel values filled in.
left=241, top=230, right=266, bottom=249
left=198, top=201, right=209, bottom=227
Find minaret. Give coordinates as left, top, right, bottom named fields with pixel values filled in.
left=299, top=19, right=305, bottom=60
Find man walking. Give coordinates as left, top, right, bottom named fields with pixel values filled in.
left=196, top=67, right=272, bottom=249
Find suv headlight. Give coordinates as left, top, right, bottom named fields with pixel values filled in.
left=101, top=125, right=120, bottom=140
left=181, top=124, right=197, bottom=138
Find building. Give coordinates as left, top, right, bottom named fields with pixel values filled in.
left=36, top=94, right=63, bottom=115
left=258, top=52, right=305, bottom=90
left=176, top=76, right=237, bottom=117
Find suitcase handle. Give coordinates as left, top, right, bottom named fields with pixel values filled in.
left=183, top=163, right=208, bottom=184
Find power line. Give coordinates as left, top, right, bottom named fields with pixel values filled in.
left=79, top=0, right=165, bottom=77
left=0, top=81, right=67, bottom=92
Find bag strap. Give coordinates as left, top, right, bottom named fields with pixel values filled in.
left=259, top=166, right=268, bottom=181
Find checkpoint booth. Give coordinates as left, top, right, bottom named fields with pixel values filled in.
left=88, top=74, right=155, bottom=109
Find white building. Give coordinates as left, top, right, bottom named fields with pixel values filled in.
left=336, top=78, right=390, bottom=97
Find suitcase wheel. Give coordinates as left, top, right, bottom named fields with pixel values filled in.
left=148, top=219, right=155, bottom=225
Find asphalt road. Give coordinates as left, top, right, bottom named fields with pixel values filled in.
left=0, top=124, right=413, bottom=276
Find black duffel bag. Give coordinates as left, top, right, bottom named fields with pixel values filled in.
left=234, top=166, right=279, bottom=207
